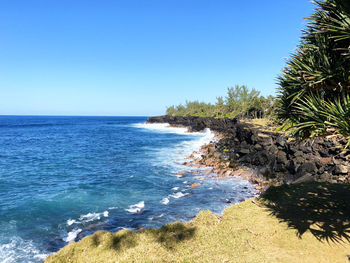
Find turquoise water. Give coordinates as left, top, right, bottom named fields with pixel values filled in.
left=0, top=116, right=256, bottom=262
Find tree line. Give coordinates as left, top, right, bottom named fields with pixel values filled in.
left=167, top=0, right=350, bottom=145
left=166, top=85, right=275, bottom=119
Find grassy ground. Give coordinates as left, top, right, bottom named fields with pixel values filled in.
left=239, top=118, right=282, bottom=138
left=46, top=182, right=350, bottom=263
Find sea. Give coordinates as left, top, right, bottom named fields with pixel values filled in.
left=0, top=116, right=257, bottom=263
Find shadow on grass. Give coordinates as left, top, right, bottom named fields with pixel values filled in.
left=150, top=222, right=196, bottom=250
left=261, top=182, right=350, bottom=243
left=90, top=230, right=138, bottom=251
left=89, top=222, right=196, bottom=251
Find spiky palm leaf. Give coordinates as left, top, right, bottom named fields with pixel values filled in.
left=277, top=0, right=350, bottom=142
left=292, top=93, right=350, bottom=146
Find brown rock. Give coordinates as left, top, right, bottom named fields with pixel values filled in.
left=293, top=173, right=314, bottom=184
left=224, top=170, right=233, bottom=177
left=337, top=176, right=347, bottom=182
left=208, top=146, right=215, bottom=153
left=335, top=165, right=348, bottom=174
left=177, top=171, right=185, bottom=175
left=319, top=157, right=332, bottom=165
left=223, top=161, right=230, bottom=168
left=205, top=160, right=214, bottom=166
left=318, top=172, right=331, bottom=182
left=214, top=152, right=221, bottom=159
left=239, top=148, right=250, bottom=154
left=191, top=183, right=200, bottom=188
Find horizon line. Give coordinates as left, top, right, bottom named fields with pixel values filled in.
left=0, top=114, right=153, bottom=117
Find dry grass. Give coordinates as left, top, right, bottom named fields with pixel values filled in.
left=46, top=182, right=350, bottom=263
left=240, top=118, right=281, bottom=135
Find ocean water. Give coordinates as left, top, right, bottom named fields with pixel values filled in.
left=0, top=116, right=257, bottom=263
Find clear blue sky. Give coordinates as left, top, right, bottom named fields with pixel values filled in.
left=0, top=0, right=314, bottom=116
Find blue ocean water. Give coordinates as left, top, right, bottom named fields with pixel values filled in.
left=0, top=116, right=257, bottom=262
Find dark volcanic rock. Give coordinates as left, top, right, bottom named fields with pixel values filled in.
left=147, top=115, right=238, bottom=134
left=147, top=115, right=350, bottom=185
left=276, top=151, right=288, bottom=165
left=335, top=165, right=348, bottom=174
left=293, top=173, right=314, bottom=184
left=297, top=162, right=317, bottom=175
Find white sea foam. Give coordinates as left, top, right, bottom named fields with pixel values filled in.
left=64, top=229, right=82, bottom=242
left=67, top=219, right=76, bottom=226
left=134, top=122, right=215, bottom=173
left=66, top=210, right=110, bottom=229
left=172, top=186, right=180, bottom=191
left=170, top=192, right=189, bottom=199
left=0, top=237, right=50, bottom=263
left=125, top=201, right=145, bottom=213
left=79, top=212, right=101, bottom=222
left=161, top=197, right=169, bottom=205
left=133, top=123, right=190, bottom=134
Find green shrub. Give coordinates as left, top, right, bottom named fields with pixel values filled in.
left=166, top=85, right=275, bottom=119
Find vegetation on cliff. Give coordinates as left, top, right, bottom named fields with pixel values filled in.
left=167, top=0, right=350, bottom=145
left=45, top=182, right=350, bottom=263
left=276, top=0, right=350, bottom=143
left=166, top=85, right=275, bottom=119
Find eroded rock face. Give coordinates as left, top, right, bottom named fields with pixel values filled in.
left=217, top=129, right=350, bottom=185
left=147, top=116, right=350, bottom=185
left=148, top=115, right=239, bottom=133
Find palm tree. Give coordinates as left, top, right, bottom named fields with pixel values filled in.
left=277, top=0, right=350, bottom=140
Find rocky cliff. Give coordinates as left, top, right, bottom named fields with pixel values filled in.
left=147, top=116, right=350, bottom=185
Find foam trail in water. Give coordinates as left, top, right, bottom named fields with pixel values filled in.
left=67, top=210, right=110, bottom=227
left=125, top=201, right=145, bottom=213
left=64, top=229, right=82, bottom=242
left=170, top=192, right=189, bottom=199
left=67, top=219, right=76, bottom=226
left=161, top=198, right=169, bottom=205
left=133, top=123, right=190, bottom=134
left=79, top=212, right=101, bottom=222
left=0, top=237, right=50, bottom=263
left=136, top=122, right=216, bottom=173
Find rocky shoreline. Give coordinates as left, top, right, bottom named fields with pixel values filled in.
left=177, top=133, right=264, bottom=191
left=45, top=116, right=350, bottom=262
left=148, top=116, right=350, bottom=187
